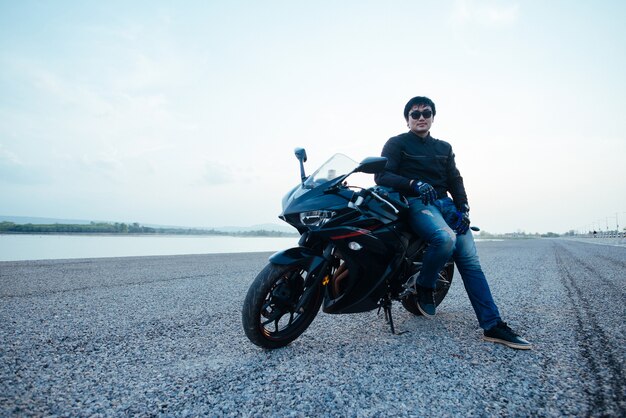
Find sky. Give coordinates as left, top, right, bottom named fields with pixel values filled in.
left=1, top=0, right=625, bottom=234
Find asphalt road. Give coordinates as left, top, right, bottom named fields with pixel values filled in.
left=1, top=239, right=624, bottom=417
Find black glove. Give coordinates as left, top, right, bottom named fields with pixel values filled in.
left=412, top=181, right=437, bottom=205
left=451, top=203, right=470, bottom=235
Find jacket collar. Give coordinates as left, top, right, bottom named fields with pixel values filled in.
left=408, top=130, right=432, bottom=142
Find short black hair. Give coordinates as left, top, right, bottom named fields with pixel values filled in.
left=403, top=96, right=436, bottom=120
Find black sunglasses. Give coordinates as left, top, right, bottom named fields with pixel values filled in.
left=409, top=110, right=433, bottom=120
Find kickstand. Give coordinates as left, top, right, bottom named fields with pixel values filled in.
left=384, top=303, right=396, bottom=334
left=378, top=296, right=407, bottom=335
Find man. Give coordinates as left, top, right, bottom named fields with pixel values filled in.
left=374, top=96, right=531, bottom=350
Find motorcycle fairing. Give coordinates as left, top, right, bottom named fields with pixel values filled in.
left=269, top=247, right=327, bottom=273
left=320, top=224, right=406, bottom=314
left=281, top=175, right=352, bottom=217
left=322, top=246, right=404, bottom=314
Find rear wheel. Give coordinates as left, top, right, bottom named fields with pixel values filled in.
left=242, top=263, right=323, bottom=349
left=401, top=263, right=454, bottom=316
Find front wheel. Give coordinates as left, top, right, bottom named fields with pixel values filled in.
left=242, top=263, right=323, bottom=349
left=401, top=263, right=454, bottom=316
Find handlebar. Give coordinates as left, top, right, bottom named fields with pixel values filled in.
left=349, top=188, right=406, bottom=215
left=368, top=189, right=400, bottom=214
left=352, top=188, right=481, bottom=232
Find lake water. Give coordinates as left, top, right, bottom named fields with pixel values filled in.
left=0, top=234, right=300, bottom=262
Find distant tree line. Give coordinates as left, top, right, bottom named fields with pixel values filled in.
left=479, top=230, right=560, bottom=239
left=0, top=222, right=298, bottom=237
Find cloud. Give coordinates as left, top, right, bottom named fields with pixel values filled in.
left=451, top=0, right=520, bottom=25
left=76, top=154, right=125, bottom=182
left=201, top=161, right=235, bottom=186
left=0, top=145, right=46, bottom=185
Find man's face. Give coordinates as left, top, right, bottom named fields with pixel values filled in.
left=407, top=104, right=434, bottom=137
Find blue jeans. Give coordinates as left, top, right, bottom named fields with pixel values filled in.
left=408, top=197, right=501, bottom=330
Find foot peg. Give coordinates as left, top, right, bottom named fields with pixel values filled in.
left=399, top=271, right=420, bottom=299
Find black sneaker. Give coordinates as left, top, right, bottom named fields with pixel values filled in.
left=483, top=321, right=532, bottom=350
left=416, top=285, right=436, bottom=318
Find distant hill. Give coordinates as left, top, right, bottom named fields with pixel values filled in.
left=0, top=216, right=100, bottom=225
left=214, top=223, right=296, bottom=233
left=0, top=216, right=295, bottom=233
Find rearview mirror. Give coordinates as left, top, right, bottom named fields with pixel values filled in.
left=294, top=147, right=308, bottom=183
left=357, top=157, right=387, bottom=174
left=294, top=147, right=307, bottom=162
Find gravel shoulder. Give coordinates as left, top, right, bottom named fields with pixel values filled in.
left=1, top=239, right=625, bottom=417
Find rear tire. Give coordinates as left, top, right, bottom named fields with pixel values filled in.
left=242, top=263, right=323, bottom=349
left=401, top=263, right=454, bottom=316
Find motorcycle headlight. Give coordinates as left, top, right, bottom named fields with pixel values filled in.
left=299, top=210, right=336, bottom=228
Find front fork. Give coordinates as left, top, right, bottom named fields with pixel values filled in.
left=269, top=243, right=335, bottom=313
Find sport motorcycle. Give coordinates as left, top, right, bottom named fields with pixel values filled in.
left=242, top=148, right=457, bottom=349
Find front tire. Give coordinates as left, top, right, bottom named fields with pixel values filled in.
left=242, top=263, right=323, bottom=349
left=401, top=263, right=454, bottom=316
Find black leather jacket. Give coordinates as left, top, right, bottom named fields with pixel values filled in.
left=374, top=131, right=468, bottom=208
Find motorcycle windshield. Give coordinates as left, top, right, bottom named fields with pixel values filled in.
left=282, top=154, right=358, bottom=211
left=302, top=153, right=358, bottom=189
